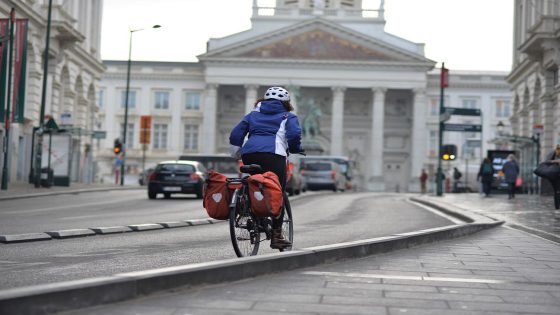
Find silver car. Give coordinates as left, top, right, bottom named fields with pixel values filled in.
left=301, top=161, right=345, bottom=192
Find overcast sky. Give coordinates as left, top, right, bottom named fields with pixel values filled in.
left=101, top=0, right=514, bottom=72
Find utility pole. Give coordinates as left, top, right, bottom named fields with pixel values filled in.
left=436, top=63, right=448, bottom=196
left=1, top=8, right=15, bottom=190
left=34, top=0, right=53, bottom=188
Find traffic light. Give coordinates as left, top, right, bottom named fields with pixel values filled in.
left=441, top=144, right=457, bottom=161
left=113, top=138, right=122, bottom=155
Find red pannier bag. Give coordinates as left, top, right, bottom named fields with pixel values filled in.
left=247, top=171, right=283, bottom=217
left=203, top=171, right=230, bottom=220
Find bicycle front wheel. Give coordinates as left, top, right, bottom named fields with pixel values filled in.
left=280, top=194, right=294, bottom=252
left=229, top=197, right=260, bottom=257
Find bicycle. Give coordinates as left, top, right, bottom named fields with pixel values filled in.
left=228, top=164, right=294, bottom=257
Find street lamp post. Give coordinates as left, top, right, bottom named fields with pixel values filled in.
left=120, top=25, right=160, bottom=186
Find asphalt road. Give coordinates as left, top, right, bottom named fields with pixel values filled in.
left=0, top=192, right=455, bottom=289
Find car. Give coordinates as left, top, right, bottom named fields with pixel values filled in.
left=286, top=155, right=305, bottom=196
left=147, top=160, right=207, bottom=199
left=138, top=167, right=154, bottom=186
left=301, top=161, right=345, bottom=192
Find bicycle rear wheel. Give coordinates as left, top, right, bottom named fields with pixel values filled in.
left=229, top=196, right=260, bottom=257
left=279, top=194, right=294, bottom=252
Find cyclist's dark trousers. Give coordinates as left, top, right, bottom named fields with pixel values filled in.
left=242, top=152, right=286, bottom=229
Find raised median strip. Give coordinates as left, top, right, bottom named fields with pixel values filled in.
left=0, top=219, right=227, bottom=245
left=89, top=226, right=133, bottom=235
left=157, top=221, right=189, bottom=228
left=46, top=229, right=96, bottom=239
left=0, top=198, right=505, bottom=315
left=0, top=233, right=52, bottom=244
left=127, top=224, right=165, bottom=231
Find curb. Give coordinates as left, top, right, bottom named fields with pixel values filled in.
left=0, top=186, right=143, bottom=201
left=0, top=198, right=504, bottom=315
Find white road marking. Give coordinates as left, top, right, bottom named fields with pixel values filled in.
left=301, top=271, right=506, bottom=284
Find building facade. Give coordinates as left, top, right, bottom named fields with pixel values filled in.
left=98, top=0, right=512, bottom=192
left=0, top=0, right=104, bottom=186
left=507, top=0, right=560, bottom=193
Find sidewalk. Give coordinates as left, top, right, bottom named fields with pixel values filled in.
left=0, top=180, right=142, bottom=201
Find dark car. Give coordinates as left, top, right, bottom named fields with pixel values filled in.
left=147, top=160, right=206, bottom=199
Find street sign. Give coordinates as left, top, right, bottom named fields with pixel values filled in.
left=445, top=107, right=481, bottom=116
left=443, top=124, right=482, bottom=132
left=533, top=124, right=544, bottom=136
left=92, top=131, right=106, bottom=139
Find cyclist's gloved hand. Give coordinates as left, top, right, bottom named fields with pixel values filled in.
left=229, top=145, right=242, bottom=159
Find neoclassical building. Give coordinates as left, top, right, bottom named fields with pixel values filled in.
left=507, top=0, right=560, bottom=193
left=0, top=0, right=104, bottom=185
left=99, top=0, right=512, bottom=191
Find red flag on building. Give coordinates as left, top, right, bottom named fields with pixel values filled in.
left=12, top=19, right=28, bottom=123
left=440, top=66, right=449, bottom=88
left=0, top=18, right=8, bottom=123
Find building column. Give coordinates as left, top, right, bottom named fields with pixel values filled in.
left=409, top=88, right=427, bottom=192
left=368, top=87, right=386, bottom=191
left=540, top=96, right=554, bottom=151
left=202, top=84, right=218, bottom=154
left=245, top=84, right=258, bottom=114
left=330, top=86, right=345, bottom=155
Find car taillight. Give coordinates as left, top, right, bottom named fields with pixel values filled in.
left=149, top=172, right=157, bottom=181
left=331, top=170, right=336, bottom=179
left=191, top=173, right=201, bottom=180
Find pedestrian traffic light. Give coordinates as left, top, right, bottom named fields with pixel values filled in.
left=441, top=144, right=457, bottom=161
left=113, top=138, right=122, bottom=155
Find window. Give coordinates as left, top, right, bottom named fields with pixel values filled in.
left=462, top=99, right=479, bottom=109
left=153, top=123, right=168, bottom=149
left=120, top=91, right=136, bottom=109
left=495, top=100, right=511, bottom=118
left=154, top=91, right=169, bottom=109
left=184, top=124, right=199, bottom=150
left=120, top=123, right=135, bottom=149
left=185, top=92, right=201, bottom=110
left=97, top=89, right=104, bottom=109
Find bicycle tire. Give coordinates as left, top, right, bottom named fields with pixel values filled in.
left=279, top=193, right=294, bottom=252
left=229, top=193, right=260, bottom=257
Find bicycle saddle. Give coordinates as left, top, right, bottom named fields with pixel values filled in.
left=240, top=164, right=262, bottom=175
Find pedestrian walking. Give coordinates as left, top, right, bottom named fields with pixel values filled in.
left=477, top=157, right=494, bottom=197
left=502, top=154, right=520, bottom=199
left=420, top=169, right=428, bottom=194
left=452, top=167, right=462, bottom=193
left=535, top=144, right=560, bottom=209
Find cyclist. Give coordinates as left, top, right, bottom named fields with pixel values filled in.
left=229, top=86, right=303, bottom=249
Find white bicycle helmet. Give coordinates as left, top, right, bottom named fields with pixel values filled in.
left=264, top=86, right=290, bottom=102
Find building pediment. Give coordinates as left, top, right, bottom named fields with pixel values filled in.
left=238, top=29, right=396, bottom=61
left=199, top=19, right=433, bottom=66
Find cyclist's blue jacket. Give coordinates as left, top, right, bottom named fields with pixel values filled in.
left=229, top=99, right=303, bottom=158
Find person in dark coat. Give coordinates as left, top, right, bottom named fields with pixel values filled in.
left=477, top=157, right=494, bottom=197
left=502, top=154, right=520, bottom=199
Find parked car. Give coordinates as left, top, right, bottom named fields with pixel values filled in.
left=286, top=155, right=305, bottom=196
left=301, top=161, right=345, bottom=192
left=147, top=160, right=207, bottom=199
left=138, top=168, right=154, bottom=186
